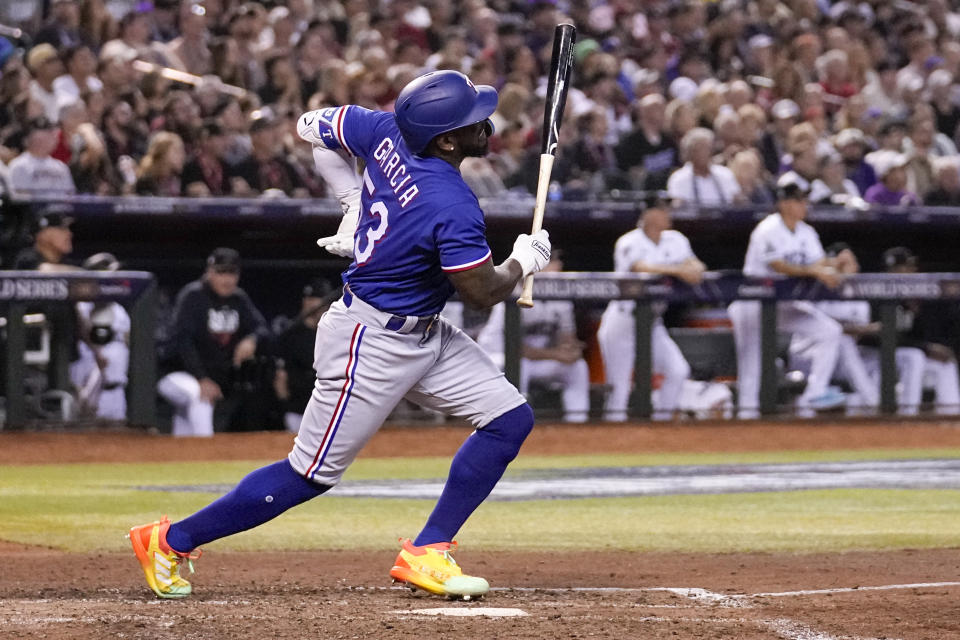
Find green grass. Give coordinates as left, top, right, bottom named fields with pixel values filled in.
left=2, top=449, right=959, bottom=553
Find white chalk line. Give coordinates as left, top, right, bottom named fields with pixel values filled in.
left=492, top=580, right=960, bottom=599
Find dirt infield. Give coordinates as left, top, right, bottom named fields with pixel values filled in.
left=3, top=421, right=960, bottom=639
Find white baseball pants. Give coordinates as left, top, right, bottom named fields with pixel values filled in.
left=519, top=357, right=590, bottom=423
left=860, top=347, right=960, bottom=415
left=791, top=334, right=879, bottom=412
left=70, top=340, right=129, bottom=420
left=288, top=294, right=526, bottom=486
left=157, top=371, right=215, bottom=437
left=728, top=300, right=841, bottom=418
left=597, top=303, right=690, bottom=421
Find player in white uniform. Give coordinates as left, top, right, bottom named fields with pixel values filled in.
left=70, top=253, right=130, bottom=420
left=477, top=251, right=590, bottom=423
left=596, top=194, right=705, bottom=421
left=727, top=172, right=845, bottom=418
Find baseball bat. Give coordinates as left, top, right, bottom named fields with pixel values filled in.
left=517, top=23, right=576, bottom=308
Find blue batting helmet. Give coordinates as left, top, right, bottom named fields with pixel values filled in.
left=394, top=70, right=498, bottom=155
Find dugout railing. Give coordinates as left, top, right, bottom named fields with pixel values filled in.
left=0, top=271, right=157, bottom=428
left=503, top=271, right=960, bottom=418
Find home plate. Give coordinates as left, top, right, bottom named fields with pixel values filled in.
left=393, top=607, right=528, bottom=617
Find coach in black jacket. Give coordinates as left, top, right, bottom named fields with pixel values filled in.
left=157, top=248, right=268, bottom=436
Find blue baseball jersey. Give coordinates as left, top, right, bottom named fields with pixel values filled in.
left=306, top=105, right=492, bottom=316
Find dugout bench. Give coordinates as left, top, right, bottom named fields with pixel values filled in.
left=502, top=271, right=960, bottom=419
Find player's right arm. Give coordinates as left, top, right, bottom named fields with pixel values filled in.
left=447, top=231, right=552, bottom=309
left=768, top=259, right=840, bottom=288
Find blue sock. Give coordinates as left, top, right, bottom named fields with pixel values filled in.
left=166, top=459, right=329, bottom=553
left=414, top=403, right=534, bottom=546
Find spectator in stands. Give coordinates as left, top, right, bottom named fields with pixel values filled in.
left=477, top=250, right=590, bottom=423
left=258, top=53, right=303, bottom=113
left=101, top=10, right=166, bottom=66
left=597, top=193, right=704, bottom=421
left=135, top=131, right=186, bottom=197
left=160, top=91, right=202, bottom=153
left=157, top=248, right=268, bottom=437
left=96, top=55, right=138, bottom=107
left=567, top=107, right=623, bottom=193
left=667, top=127, right=742, bottom=206
left=70, top=252, right=130, bottom=421
left=615, top=93, right=678, bottom=192
left=863, top=151, right=921, bottom=206
left=70, top=121, right=116, bottom=195
left=79, top=0, right=118, bottom=50
left=212, top=95, right=252, bottom=166
left=270, top=278, right=335, bottom=433
left=809, top=150, right=861, bottom=205
left=763, top=99, right=801, bottom=175
left=102, top=100, right=146, bottom=185
left=727, top=172, right=845, bottom=419
left=34, top=0, right=82, bottom=50
left=729, top=149, right=774, bottom=205
left=165, top=3, right=212, bottom=76
left=7, top=117, right=77, bottom=197
left=228, top=112, right=308, bottom=197
left=925, top=156, right=960, bottom=206
left=52, top=44, right=103, bottom=105
left=834, top=128, right=877, bottom=195
left=860, top=58, right=905, bottom=119
left=27, top=44, right=64, bottom=123
left=13, top=213, right=76, bottom=270
left=182, top=121, right=231, bottom=197
left=52, top=100, right=86, bottom=165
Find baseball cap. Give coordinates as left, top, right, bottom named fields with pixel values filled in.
left=207, top=247, right=241, bottom=272
left=37, top=213, right=74, bottom=230
left=882, top=246, right=916, bottom=270
left=302, top=277, right=334, bottom=299
left=83, top=252, right=121, bottom=271
left=27, top=44, right=59, bottom=72
left=872, top=150, right=909, bottom=178
left=776, top=171, right=811, bottom=200
left=834, top=127, right=866, bottom=148
left=771, top=99, right=800, bottom=120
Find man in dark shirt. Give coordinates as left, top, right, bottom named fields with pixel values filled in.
left=13, top=213, right=77, bottom=270
left=270, top=278, right=336, bottom=432
left=157, top=248, right=268, bottom=436
left=614, top=93, right=678, bottom=191
left=227, top=113, right=308, bottom=196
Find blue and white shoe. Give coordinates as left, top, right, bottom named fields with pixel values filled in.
left=807, top=387, right=847, bottom=411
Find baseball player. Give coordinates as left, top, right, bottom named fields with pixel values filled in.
left=130, top=70, right=552, bottom=601
left=728, top=172, right=846, bottom=418
left=596, top=193, right=705, bottom=421
left=476, top=250, right=590, bottom=423
left=70, top=252, right=130, bottom=420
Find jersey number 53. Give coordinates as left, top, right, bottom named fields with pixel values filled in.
left=355, top=171, right=389, bottom=265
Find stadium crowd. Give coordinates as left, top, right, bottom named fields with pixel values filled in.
left=1, top=0, right=960, bottom=204
left=3, top=0, right=960, bottom=427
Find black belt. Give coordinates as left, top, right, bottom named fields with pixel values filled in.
left=343, top=285, right=437, bottom=334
